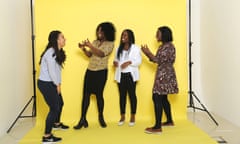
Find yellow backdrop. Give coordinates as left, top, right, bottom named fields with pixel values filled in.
left=35, top=0, right=187, bottom=126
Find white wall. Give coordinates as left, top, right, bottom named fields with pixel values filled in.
left=0, top=0, right=32, bottom=137
left=193, top=0, right=240, bottom=127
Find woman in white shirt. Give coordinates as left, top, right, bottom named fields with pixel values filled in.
left=113, top=29, right=142, bottom=126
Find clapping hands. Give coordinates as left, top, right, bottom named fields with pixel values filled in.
left=141, top=44, right=151, bottom=55
left=78, top=39, right=93, bottom=49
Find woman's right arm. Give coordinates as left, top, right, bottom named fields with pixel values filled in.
left=45, top=50, right=60, bottom=87
left=141, top=45, right=158, bottom=63
left=79, top=43, right=92, bottom=57
left=113, top=48, right=119, bottom=67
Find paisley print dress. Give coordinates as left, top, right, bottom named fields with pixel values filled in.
left=151, top=42, right=178, bottom=95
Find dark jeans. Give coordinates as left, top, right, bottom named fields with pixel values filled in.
left=117, top=72, right=137, bottom=115
left=37, top=80, right=63, bottom=134
left=80, top=69, right=108, bottom=119
left=152, top=94, right=173, bottom=129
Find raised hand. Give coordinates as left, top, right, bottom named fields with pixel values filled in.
left=83, top=39, right=93, bottom=48
left=78, top=42, right=85, bottom=48
left=141, top=44, right=150, bottom=55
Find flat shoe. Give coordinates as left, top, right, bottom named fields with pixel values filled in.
left=129, top=122, right=135, bottom=126
left=118, top=121, right=124, bottom=126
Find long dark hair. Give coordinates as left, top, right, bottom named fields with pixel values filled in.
left=158, top=26, right=173, bottom=43
left=117, top=29, right=135, bottom=60
left=39, top=30, right=66, bottom=67
left=96, top=22, right=116, bottom=41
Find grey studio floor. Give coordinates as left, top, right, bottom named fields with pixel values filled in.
left=0, top=111, right=240, bottom=144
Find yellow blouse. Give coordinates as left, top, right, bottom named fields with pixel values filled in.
left=88, top=40, right=114, bottom=71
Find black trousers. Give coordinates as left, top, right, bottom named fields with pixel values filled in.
left=37, top=80, right=63, bottom=134
left=152, top=93, right=173, bottom=129
left=80, top=69, right=108, bottom=119
left=117, top=72, right=137, bottom=115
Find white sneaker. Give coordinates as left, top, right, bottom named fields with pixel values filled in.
left=118, top=121, right=125, bottom=126
left=129, top=122, right=135, bottom=126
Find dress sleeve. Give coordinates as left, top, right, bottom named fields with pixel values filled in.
left=158, top=45, right=175, bottom=64
left=101, top=42, right=114, bottom=56
left=150, top=44, right=175, bottom=64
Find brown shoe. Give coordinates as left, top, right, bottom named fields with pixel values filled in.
left=161, top=121, right=174, bottom=126
left=144, top=127, right=162, bottom=134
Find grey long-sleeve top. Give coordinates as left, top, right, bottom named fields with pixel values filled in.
left=38, top=48, right=61, bottom=86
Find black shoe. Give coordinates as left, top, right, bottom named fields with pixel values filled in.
left=73, top=118, right=88, bottom=130
left=42, top=134, right=62, bottom=143
left=53, top=123, right=69, bottom=130
left=99, top=115, right=107, bottom=128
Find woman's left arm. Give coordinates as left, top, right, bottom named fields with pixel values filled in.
left=141, top=45, right=158, bottom=63
left=84, top=39, right=105, bottom=57
left=159, top=45, right=176, bottom=64
left=120, top=46, right=142, bottom=69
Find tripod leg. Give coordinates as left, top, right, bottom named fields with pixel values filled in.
left=188, top=91, right=196, bottom=112
left=7, top=96, right=35, bottom=133
left=32, top=95, right=36, bottom=117
left=192, top=92, right=219, bottom=126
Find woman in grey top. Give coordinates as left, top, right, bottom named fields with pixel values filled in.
left=38, top=30, right=68, bottom=143
left=141, top=26, right=178, bottom=134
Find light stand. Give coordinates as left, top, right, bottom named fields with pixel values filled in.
left=7, top=0, right=36, bottom=133
left=187, top=0, right=218, bottom=126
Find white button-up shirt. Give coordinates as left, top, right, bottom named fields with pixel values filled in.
left=114, top=44, right=142, bottom=83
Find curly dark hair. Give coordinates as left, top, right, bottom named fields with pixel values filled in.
left=96, top=22, right=116, bottom=41
left=39, top=30, right=66, bottom=67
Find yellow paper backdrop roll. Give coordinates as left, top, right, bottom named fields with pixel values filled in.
left=35, top=0, right=187, bottom=125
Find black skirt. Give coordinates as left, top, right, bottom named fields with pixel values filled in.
left=83, top=69, right=108, bottom=94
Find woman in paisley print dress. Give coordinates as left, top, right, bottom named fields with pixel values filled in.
left=141, top=26, right=178, bottom=134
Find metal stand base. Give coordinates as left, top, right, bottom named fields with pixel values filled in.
left=188, top=91, right=218, bottom=126
left=7, top=96, right=36, bottom=133
left=188, top=0, right=218, bottom=127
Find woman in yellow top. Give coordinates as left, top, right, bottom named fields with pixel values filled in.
left=74, top=22, right=116, bottom=129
